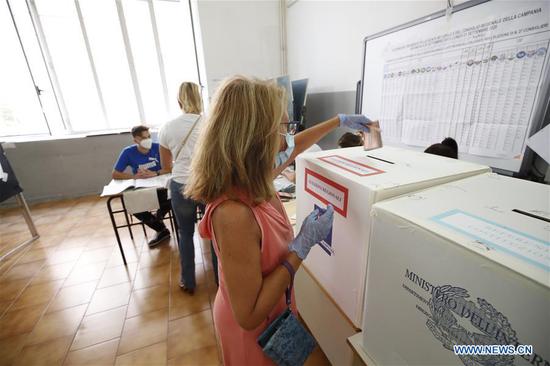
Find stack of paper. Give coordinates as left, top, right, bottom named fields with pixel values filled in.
left=100, top=174, right=171, bottom=197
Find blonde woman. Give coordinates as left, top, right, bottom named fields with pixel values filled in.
left=185, top=76, right=372, bottom=365
left=159, top=82, right=204, bottom=293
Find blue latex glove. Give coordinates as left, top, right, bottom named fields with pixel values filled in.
left=289, top=205, right=334, bottom=260
left=338, top=114, right=372, bottom=132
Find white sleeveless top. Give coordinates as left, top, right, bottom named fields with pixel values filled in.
left=158, top=113, right=202, bottom=184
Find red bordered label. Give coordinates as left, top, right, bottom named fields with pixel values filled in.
left=318, top=155, right=385, bottom=177
left=304, top=168, right=348, bottom=217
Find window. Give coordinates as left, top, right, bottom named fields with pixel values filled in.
left=123, top=0, right=167, bottom=125
left=0, top=0, right=199, bottom=138
left=79, top=0, right=140, bottom=129
left=34, top=0, right=106, bottom=132
left=0, top=1, right=50, bottom=137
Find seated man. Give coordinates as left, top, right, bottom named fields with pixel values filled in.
left=112, top=125, right=171, bottom=247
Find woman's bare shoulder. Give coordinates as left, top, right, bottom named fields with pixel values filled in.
left=212, top=199, right=260, bottom=236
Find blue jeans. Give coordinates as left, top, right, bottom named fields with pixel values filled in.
left=170, top=180, right=197, bottom=289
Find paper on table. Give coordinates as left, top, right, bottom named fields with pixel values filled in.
left=100, top=174, right=172, bottom=197
left=123, top=187, right=160, bottom=215
left=101, top=179, right=135, bottom=197
left=135, top=174, right=171, bottom=189
left=527, top=124, right=550, bottom=164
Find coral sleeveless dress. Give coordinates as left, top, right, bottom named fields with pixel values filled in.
left=198, top=192, right=297, bottom=366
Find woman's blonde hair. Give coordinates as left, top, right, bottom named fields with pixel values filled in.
left=178, top=82, right=203, bottom=114
left=185, top=75, right=286, bottom=203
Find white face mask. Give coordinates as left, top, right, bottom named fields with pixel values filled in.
left=275, top=133, right=295, bottom=167
left=139, top=138, right=153, bottom=150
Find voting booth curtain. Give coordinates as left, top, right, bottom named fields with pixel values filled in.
left=0, top=145, right=23, bottom=203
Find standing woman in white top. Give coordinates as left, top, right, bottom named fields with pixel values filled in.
left=159, top=82, right=204, bottom=293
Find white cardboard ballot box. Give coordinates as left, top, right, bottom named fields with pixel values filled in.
left=363, top=173, right=550, bottom=366
left=295, top=146, right=491, bottom=327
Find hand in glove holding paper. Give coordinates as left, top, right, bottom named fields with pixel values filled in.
left=338, top=114, right=379, bottom=132
left=289, top=205, right=334, bottom=260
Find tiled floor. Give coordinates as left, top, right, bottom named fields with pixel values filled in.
left=0, top=196, right=331, bottom=366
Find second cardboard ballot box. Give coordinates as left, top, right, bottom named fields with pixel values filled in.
left=362, top=173, right=550, bottom=365
left=295, top=146, right=491, bottom=327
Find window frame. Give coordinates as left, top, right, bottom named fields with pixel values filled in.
left=1, top=0, right=201, bottom=139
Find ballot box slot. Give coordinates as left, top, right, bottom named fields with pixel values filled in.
left=511, top=209, right=550, bottom=224
left=366, top=155, right=394, bottom=165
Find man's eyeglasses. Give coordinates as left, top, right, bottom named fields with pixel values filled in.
left=280, top=122, right=299, bottom=135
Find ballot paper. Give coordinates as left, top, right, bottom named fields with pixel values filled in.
left=100, top=174, right=171, bottom=197
left=314, top=204, right=334, bottom=256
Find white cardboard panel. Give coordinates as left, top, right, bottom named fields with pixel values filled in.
left=296, top=146, right=490, bottom=327
left=363, top=173, right=550, bottom=366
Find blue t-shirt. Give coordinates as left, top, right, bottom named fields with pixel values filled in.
left=114, top=143, right=161, bottom=174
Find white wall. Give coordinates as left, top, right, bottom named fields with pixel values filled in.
left=196, top=0, right=283, bottom=95
left=1, top=134, right=132, bottom=205
left=287, top=0, right=464, bottom=93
